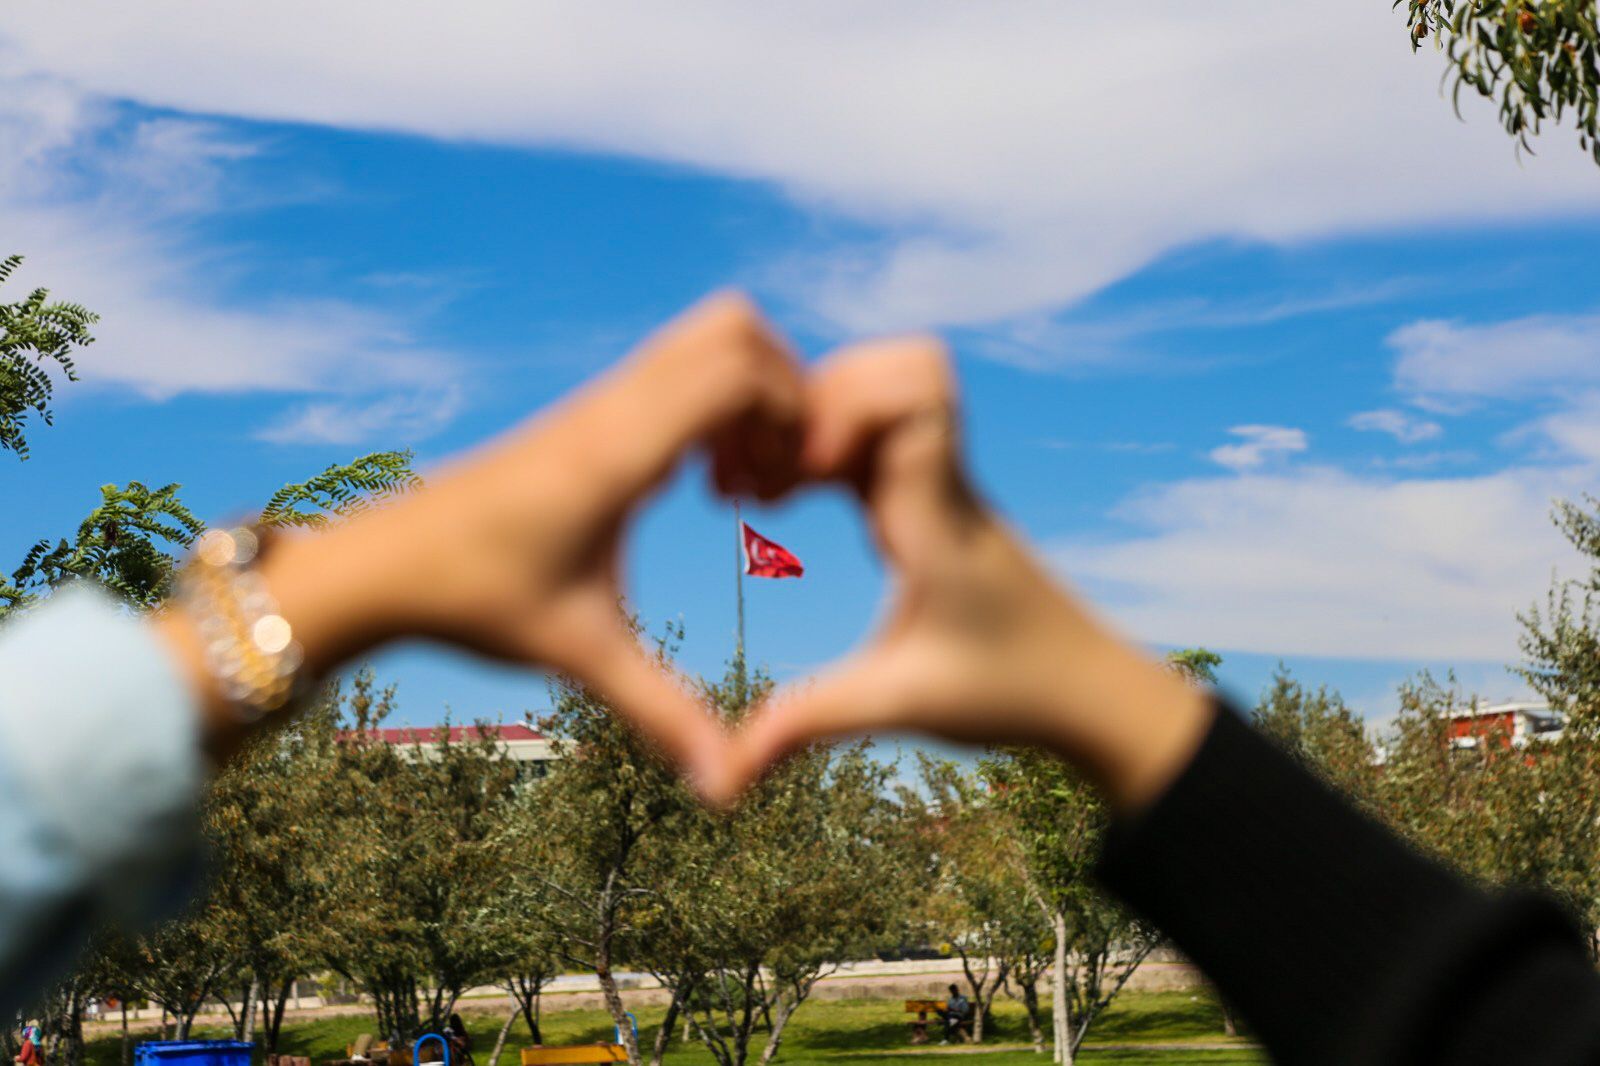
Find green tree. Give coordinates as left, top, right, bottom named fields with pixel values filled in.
left=911, top=758, right=1039, bottom=1044
left=317, top=671, right=521, bottom=1039
left=204, top=698, right=345, bottom=1052
left=1519, top=494, right=1600, bottom=724
left=505, top=626, right=697, bottom=1066
left=128, top=905, right=236, bottom=1040
left=1378, top=672, right=1600, bottom=955
left=1403, top=0, right=1600, bottom=163
left=6, top=482, right=205, bottom=613
left=639, top=663, right=917, bottom=1066
left=0, top=253, right=97, bottom=462
left=982, top=749, right=1157, bottom=1065
left=1251, top=667, right=1377, bottom=803
left=1165, top=648, right=1221, bottom=686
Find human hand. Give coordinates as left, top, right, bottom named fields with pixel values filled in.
left=170, top=292, right=805, bottom=782
left=713, top=338, right=1212, bottom=812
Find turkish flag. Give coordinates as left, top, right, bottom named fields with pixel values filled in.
left=741, top=522, right=804, bottom=578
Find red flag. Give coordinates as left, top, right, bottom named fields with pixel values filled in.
left=741, top=521, right=804, bottom=578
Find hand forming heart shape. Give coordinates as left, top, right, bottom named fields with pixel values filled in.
left=252, top=291, right=1210, bottom=814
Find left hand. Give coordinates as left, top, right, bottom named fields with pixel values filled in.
left=167, top=292, right=808, bottom=781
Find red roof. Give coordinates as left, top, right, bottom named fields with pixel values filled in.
left=342, top=724, right=545, bottom=744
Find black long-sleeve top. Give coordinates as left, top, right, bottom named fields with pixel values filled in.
left=1097, top=702, right=1600, bottom=1065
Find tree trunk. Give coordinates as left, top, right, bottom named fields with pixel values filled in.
left=973, top=961, right=1008, bottom=1044
left=120, top=999, right=132, bottom=1066
left=263, top=980, right=294, bottom=1054
left=1221, top=1000, right=1239, bottom=1038
left=507, top=976, right=544, bottom=1045
left=1051, top=909, right=1073, bottom=1066
left=595, top=962, right=639, bottom=1066
left=1018, top=978, right=1044, bottom=1053
left=242, top=978, right=260, bottom=1044
left=61, top=985, right=85, bottom=1066
left=755, top=997, right=799, bottom=1066
left=956, top=952, right=989, bottom=1043
left=487, top=1005, right=519, bottom=1066
left=646, top=993, right=682, bottom=1066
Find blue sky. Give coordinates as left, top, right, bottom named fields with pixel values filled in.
left=3, top=4, right=1599, bottom=736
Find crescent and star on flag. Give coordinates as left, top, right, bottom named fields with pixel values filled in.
left=741, top=520, right=804, bottom=579
left=732, top=502, right=803, bottom=673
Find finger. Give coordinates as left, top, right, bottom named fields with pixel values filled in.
left=566, top=625, right=731, bottom=796
left=713, top=651, right=906, bottom=804
left=586, top=291, right=807, bottom=501
left=803, top=335, right=958, bottom=482
left=708, top=409, right=804, bottom=502
left=803, top=338, right=983, bottom=570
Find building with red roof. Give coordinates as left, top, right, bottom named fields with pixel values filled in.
left=343, top=722, right=558, bottom=777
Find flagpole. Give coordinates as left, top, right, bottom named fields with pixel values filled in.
left=734, top=498, right=748, bottom=692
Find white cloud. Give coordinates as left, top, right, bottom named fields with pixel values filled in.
left=0, top=73, right=462, bottom=433
left=1372, top=449, right=1478, bottom=472
left=257, top=384, right=466, bottom=446
left=1055, top=465, right=1588, bottom=662
left=1349, top=408, right=1443, bottom=444
left=1389, top=314, right=1600, bottom=409
left=2, top=2, right=1597, bottom=334
left=1210, top=425, right=1308, bottom=472
left=1514, top=392, right=1600, bottom=465
left=960, top=281, right=1415, bottom=372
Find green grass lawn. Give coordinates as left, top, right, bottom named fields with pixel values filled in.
left=88, top=992, right=1262, bottom=1066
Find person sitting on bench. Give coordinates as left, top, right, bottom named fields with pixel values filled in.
left=941, top=986, right=972, bottom=1044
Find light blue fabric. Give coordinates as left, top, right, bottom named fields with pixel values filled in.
left=0, top=587, right=204, bottom=1011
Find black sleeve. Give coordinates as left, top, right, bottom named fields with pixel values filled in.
left=1097, top=701, right=1600, bottom=1066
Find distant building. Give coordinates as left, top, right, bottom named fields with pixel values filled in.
left=1447, top=701, right=1564, bottom=750
left=346, top=723, right=559, bottom=779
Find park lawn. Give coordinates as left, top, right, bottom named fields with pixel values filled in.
left=86, top=993, right=1261, bottom=1066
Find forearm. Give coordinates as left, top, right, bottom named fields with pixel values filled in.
left=980, top=521, right=1214, bottom=814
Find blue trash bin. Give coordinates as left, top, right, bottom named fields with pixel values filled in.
left=135, top=1040, right=254, bottom=1066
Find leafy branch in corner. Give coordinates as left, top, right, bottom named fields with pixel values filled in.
left=0, top=253, right=99, bottom=461
left=3, top=452, right=420, bottom=620
left=1402, top=0, right=1600, bottom=163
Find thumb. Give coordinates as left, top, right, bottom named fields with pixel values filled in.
left=715, top=649, right=908, bottom=804
left=567, top=626, right=731, bottom=797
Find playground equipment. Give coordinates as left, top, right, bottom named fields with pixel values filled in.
left=518, top=1015, right=634, bottom=1066
left=414, top=1034, right=450, bottom=1066
left=518, top=1047, right=625, bottom=1066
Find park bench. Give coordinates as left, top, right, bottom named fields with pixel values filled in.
left=904, top=1000, right=943, bottom=1045
left=519, top=1046, right=627, bottom=1066
left=904, top=1000, right=971, bottom=1045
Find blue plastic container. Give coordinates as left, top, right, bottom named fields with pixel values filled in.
left=134, top=1040, right=253, bottom=1066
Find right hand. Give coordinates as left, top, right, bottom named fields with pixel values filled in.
left=715, top=338, right=1213, bottom=812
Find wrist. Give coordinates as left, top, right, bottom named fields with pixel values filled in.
left=153, top=515, right=419, bottom=761
left=256, top=519, right=407, bottom=678
left=1034, top=599, right=1214, bottom=814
